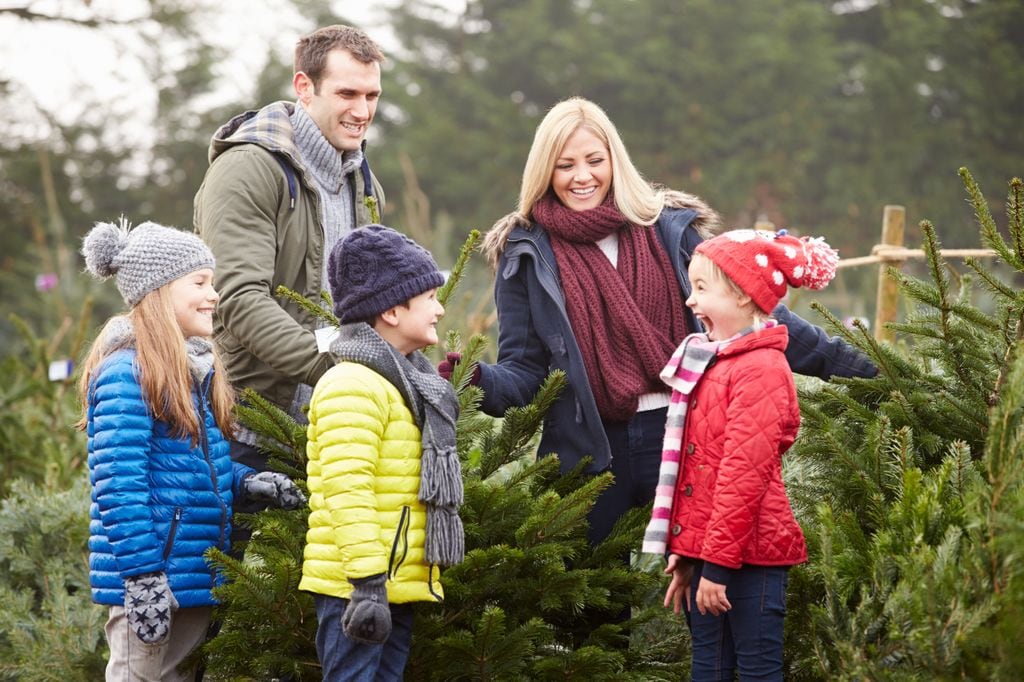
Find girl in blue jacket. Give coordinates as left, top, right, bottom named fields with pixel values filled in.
left=78, top=219, right=303, bottom=682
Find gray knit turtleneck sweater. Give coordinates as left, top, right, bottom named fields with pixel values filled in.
left=286, top=104, right=365, bottom=424
left=290, top=103, right=364, bottom=292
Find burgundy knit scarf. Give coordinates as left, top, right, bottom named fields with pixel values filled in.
left=534, top=194, right=689, bottom=421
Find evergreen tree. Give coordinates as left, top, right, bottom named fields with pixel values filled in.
left=1, top=308, right=93, bottom=494
left=200, top=233, right=686, bottom=680
left=0, top=478, right=106, bottom=681
left=784, top=169, right=1024, bottom=680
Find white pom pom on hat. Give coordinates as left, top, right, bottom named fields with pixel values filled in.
left=82, top=218, right=131, bottom=279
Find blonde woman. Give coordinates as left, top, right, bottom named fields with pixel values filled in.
left=446, top=97, right=874, bottom=547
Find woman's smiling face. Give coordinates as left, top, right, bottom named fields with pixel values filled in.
left=550, top=126, right=612, bottom=212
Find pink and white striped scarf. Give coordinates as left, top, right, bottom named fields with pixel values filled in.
left=641, top=322, right=775, bottom=555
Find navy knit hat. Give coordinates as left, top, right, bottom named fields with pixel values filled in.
left=329, top=225, right=445, bottom=323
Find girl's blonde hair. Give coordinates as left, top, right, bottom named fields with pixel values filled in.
left=690, top=252, right=770, bottom=326
left=482, top=97, right=667, bottom=266
left=77, top=284, right=235, bottom=444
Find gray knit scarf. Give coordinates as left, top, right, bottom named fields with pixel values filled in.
left=101, top=316, right=214, bottom=382
left=330, top=323, right=464, bottom=566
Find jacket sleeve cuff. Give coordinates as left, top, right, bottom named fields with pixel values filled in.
left=701, top=560, right=737, bottom=585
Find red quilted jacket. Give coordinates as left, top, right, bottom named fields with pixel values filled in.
left=666, top=324, right=808, bottom=570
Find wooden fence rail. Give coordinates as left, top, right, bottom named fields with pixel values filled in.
left=837, top=204, right=997, bottom=342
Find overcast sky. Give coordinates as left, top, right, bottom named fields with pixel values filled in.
left=0, top=0, right=420, bottom=149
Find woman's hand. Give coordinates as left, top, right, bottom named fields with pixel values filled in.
left=663, top=554, right=693, bottom=615
left=695, top=576, right=731, bottom=616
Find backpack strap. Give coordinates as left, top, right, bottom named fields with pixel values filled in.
left=360, top=156, right=375, bottom=199
left=271, top=152, right=297, bottom=211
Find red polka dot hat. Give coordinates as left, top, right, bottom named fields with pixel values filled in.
left=694, top=229, right=839, bottom=313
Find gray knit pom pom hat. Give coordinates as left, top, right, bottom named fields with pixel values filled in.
left=329, top=225, right=445, bottom=323
left=82, top=217, right=216, bottom=307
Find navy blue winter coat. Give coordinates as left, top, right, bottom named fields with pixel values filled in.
left=86, top=349, right=254, bottom=607
left=477, top=207, right=876, bottom=474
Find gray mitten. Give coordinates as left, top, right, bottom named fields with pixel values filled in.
left=342, top=574, right=391, bottom=645
left=242, top=471, right=307, bottom=510
left=124, top=571, right=178, bottom=645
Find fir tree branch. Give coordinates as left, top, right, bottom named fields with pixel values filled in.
left=962, top=257, right=1021, bottom=304
left=960, top=168, right=1024, bottom=270
left=439, top=230, right=481, bottom=307
left=275, top=285, right=338, bottom=326
left=989, top=316, right=1023, bottom=408
left=1009, top=177, right=1023, bottom=261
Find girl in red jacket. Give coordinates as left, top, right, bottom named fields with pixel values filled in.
left=642, top=228, right=839, bottom=680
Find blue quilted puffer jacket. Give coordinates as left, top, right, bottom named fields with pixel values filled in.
left=86, top=349, right=254, bottom=607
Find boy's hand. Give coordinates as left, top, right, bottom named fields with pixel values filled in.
left=343, top=574, right=391, bottom=644
left=663, top=554, right=694, bottom=615
left=242, top=471, right=307, bottom=510
left=695, top=576, right=731, bottom=616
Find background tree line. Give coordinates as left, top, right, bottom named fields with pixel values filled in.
left=1, top=1, right=1023, bottom=678
left=2, top=0, right=1022, bottom=349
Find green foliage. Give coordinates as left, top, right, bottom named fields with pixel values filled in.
left=0, top=312, right=90, bottom=495
left=786, top=170, right=1024, bottom=680
left=376, top=0, right=1023, bottom=273
left=201, top=508, right=316, bottom=680
left=0, top=478, right=106, bottom=680
left=200, top=389, right=315, bottom=679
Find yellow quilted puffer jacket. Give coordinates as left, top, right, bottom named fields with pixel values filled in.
left=299, top=361, right=443, bottom=604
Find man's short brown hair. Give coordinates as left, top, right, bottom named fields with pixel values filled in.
left=295, top=25, right=385, bottom=89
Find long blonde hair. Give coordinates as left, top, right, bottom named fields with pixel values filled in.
left=482, top=97, right=667, bottom=266
left=77, top=284, right=235, bottom=444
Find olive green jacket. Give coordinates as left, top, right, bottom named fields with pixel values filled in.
left=194, top=101, right=385, bottom=410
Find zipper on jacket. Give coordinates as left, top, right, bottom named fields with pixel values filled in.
left=163, top=507, right=183, bottom=560
left=195, top=376, right=228, bottom=551
left=427, top=563, right=443, bottom=602
left=387, top=506, right=412, bottom=579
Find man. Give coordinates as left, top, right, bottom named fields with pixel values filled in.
left=194, top=25, right=385, bottom=480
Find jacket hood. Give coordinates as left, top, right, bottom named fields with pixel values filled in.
left=208, top=101, right=303, bottom=169
left=662, top=189, right=721, bottom=239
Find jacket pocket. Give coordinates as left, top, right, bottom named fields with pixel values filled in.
left=162, top=507, right=183, bottom=560
left=388, top=506, right=412, bottom=579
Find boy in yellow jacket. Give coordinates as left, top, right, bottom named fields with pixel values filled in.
left=300, top=225, right=463, bottom=681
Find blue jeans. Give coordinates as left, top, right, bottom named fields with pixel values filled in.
left=686, top=563, right=789, bottom=681
left=314, top=594, right=415, bottom=682
left=588, top=407, right=667, bottom=545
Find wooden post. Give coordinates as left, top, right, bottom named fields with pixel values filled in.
left=873, top=205, right=906, bottom=342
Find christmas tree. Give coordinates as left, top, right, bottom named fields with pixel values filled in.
left=784, top=169, right=1024, bottom=680
left=200, top=232, right=686, bottom=680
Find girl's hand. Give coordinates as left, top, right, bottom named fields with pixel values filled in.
left=695, top=576, right=731, bottom=616
left=663, top=554, right=693, bottom=615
